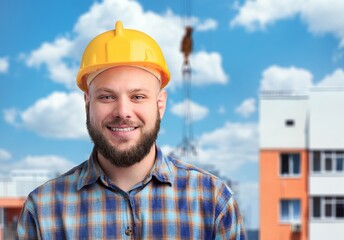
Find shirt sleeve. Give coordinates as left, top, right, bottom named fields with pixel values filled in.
left=214, top=190, right=246, bottom=240
left=17, top=197, right=41, bottom=240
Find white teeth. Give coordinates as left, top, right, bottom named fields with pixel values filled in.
left=110, top=127, right=135, bottom=132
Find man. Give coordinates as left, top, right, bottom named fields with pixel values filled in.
left=17, top=21, right=246, bottom=239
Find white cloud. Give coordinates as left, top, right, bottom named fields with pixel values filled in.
left=191, top=51, right=228, bottom=86
left=24, top=37, right=79, bottom=90
left=0, top=148, right=11, bottom=161
left=301, top=0, right=344, bottom=47
left=260, top=65, right=313, bottom=91
left=170, top=99, right=209, bottom=122
left=230, top=0, right=344, bottom=47
left=230, top=0, right=300, bottom=31
left=0, top=57, right=9, bottom=73
left=199, top=122, right=257, bottom=150
left=195, top=18, right=218, bottom=31
left=23, top=0, right=226, bottom=90
left=26, top=38, right=73, bottom=67
left=316, top=68, right=344, bottom=88
left=3, top=108, right=20, bottom=127
left=235, top=98, right=256, bottom=118
left=1, top=155, right=75, bottom=176
left=185, top=121, right=258, bottom=175
left=4, top=91, right=88, bottom=139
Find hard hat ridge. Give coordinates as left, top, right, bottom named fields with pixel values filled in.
left=115, top=21, right=123, bottom=36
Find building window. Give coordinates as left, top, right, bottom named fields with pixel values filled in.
left=336, top=157, right=344, bottom=171
left=311, top=151, right=344, bottom=174
left=312, top=197, right=321, bottom=218
left=285, top=119, right=295, bottom=127
left=311, top=196, right=344, bottom=219
left=325, top=197, right=333, bottom=217
left=313, top=152, right=321, bottom=172
left=336, top=197, right=344, bottom=218
left=280, top=199, right=301, bottom=223
left=280, top=153, right=300, bottom=177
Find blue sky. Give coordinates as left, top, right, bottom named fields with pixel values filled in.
left=1, top=0, right=344, bottom=229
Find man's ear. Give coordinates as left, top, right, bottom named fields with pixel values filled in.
left=157, top=90, right=167, bottom=119
left=84, top=92, right=90, bottom=111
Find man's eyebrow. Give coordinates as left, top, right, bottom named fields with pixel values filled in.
left=93, top=87, right=152, bottom=95
left=94, top=88, right=114, bottom=94
left=129, top=88, right=150, bottom=93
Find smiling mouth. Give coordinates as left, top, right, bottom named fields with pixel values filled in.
left=108, top=127, right=137, bottom=132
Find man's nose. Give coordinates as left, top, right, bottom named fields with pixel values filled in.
left=112, top=97, right=132, bottom=119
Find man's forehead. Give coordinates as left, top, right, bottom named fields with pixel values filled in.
left=89, top=69, right=161, bottom=94
left=87, top=65, right=161, bottom=89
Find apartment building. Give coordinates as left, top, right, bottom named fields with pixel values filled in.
left=259, top=87, right=344, bottom=240
left=0, top=169, right=53, bottom=239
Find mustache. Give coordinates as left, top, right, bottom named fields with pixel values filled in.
left=104, top=118, right=143, bottom=127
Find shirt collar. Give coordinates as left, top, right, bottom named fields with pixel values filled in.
left=150, top=146, right=174, bottom=185
left=77, top=146, right=175, bottom=191
left=77, top=147, right=102, bottom=191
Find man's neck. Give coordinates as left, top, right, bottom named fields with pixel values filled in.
left=97, top=145, right=157, bottom=192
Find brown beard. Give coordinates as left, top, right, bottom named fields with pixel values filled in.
left=86, top=106, right=160, bottom=167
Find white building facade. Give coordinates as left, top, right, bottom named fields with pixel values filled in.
left=260, top=87, right=344, bottom=239
left=308, top=88, right=344, bottom=240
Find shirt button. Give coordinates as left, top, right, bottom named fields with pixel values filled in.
left=125, top=226, right=133, bottom=236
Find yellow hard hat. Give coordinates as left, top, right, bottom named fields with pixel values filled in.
left=76, top=21, right=170, bottom=92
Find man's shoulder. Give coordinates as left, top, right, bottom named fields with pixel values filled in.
left=28, top=160, right=88, bottom=198
left=165, top=156, right=233, bottom=194
left=166, top=156, right=216, bottom=178
left=167, top=157, right=213, bottom=176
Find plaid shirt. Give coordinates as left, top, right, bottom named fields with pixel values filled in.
left=17, top=147, right=246, bottom=239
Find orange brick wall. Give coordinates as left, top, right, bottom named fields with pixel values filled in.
left=260, top=149, right=308, bottom=240
left=0, top=198, right=25, bottom=240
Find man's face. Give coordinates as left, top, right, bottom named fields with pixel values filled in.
left=85, top=66, right=167, bottom=167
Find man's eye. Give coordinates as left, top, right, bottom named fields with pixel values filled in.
left=99, top=96, right=114, bottom=100
left=133, top=95, right=145, bottom=100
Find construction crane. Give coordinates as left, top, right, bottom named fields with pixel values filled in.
left=171, top=0, right=197, bottom=162
left=171, top=2, right=243, bottom=225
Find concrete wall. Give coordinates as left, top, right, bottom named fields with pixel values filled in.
left=260, top=94, right=308, bottom=149
left=309, top=89, right=344, bottom=149
left=310, top=175, right=344, bottom=195
left=310, top=222, right=344, bottom=240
